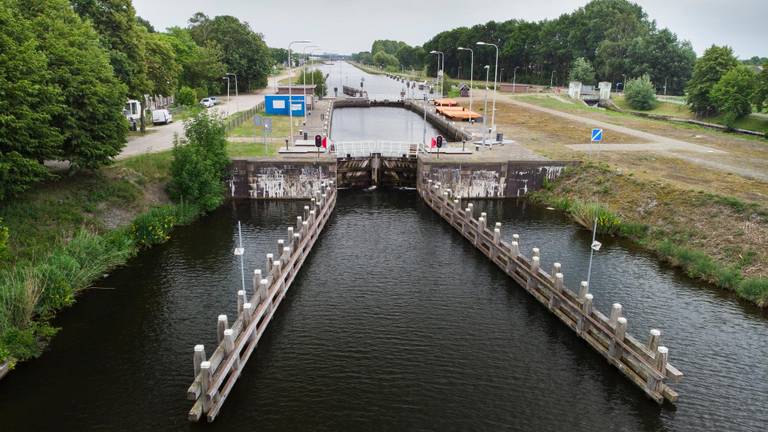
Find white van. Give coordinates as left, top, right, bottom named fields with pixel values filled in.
left=200, top=98, right=214, bottom=108
left=152, top=109, right=173, bottom=125
left=124, top=99, right=142, bottom=130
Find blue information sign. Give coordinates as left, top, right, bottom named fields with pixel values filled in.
left=591, top=128, right=603, bottom=142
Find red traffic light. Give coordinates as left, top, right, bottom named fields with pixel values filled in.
left=436, top=135, right=444, bottom=148
left=314, top=134, right=322, bottom=147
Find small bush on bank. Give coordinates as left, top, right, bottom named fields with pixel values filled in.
left=625, top=74, right=658, bottom=111
left=169, top=113, right=229, bottom=212
left=176, top=86, right=196, bottom=107
left=131, top=206, right=177, bottom=248
left=737, top=278, right=768, bottom=306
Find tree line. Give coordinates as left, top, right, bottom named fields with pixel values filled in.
left=353, top=0, right=696, bottom=95
left=0, top=0, right=280, bottom=200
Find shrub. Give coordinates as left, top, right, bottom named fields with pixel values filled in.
left=176, top=86, right=196, bottom=107
left=569, top=57, right=595, bottom=84
left=569, top=201, right=623, bottom=235
left=711, top=65, right=758, bottom=128
left=169, top=113, right=229, bottom=212
left=131, top=206, right=177, bottom=248
left=737, top=278, right=768, bottom=306
left=624, top=74, right=658, bottom=110
left=0, top=218, right=8, bottom=261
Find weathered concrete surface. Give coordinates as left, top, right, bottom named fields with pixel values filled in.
left=230, top=159, right=336, bottom=199
left=419, top=160, right=576, bottom=198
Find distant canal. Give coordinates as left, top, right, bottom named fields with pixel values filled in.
left=0, top=62, right=766, bottom=431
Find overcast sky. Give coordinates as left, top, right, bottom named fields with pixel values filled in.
left=133, top=0, right=766, bottom=58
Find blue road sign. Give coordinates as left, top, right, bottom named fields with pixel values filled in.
left=591, top=128, right=603, bottom=142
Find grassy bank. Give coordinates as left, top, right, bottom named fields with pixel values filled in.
left=530, top=163, right=768, bottom=307
left=0, top=112, right=239, bottom=368
left=0, top=150, right=204, bottom=368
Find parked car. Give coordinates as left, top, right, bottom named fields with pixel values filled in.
left=151, top=109, right=173, bottom=125
left=209, top=96, right=219, bottom=105
left=200, top=98, right=214, bottom=108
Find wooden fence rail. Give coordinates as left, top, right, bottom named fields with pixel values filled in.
left=420, top=179, right=682, bottom=404
left=187, top=181, right=337, bottom=422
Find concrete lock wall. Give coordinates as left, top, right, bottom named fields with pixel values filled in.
left=230, top=159, right=336, bottom=199
left=419, top=161, right=576, bottom=198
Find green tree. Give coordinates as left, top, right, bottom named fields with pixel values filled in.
left=161, top=27, right=226, bottom=93
left=188, top=13, right=272, bottom=91
left=373, top=51, right=399, bottom=69
left=144, top=33, right=181, bottom=96
left=0, top=0, right=59, bottom=197
left=169, top=113, right=228, bottom=211
left=71, top=0, right=150, bottom=98
left=26, top=0, right=127, bottom=169
left=270, top=47, right=288, bottom=65
left=298, top=69, right=327, bottom=97
left=754, top=63, right=768, bottom=112
left=711, top=65, right=757, bottom=127
left=176, top=86, right=196, bottom=106
left=686, top=45, right=739, bottom=116
left=624, top=74, right=658, bottom=110
left=569, top=57, right=596, bottom=83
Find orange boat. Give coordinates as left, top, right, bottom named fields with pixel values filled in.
left=434, top=98, right=459, bottom=106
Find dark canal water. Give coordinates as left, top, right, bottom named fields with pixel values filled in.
left=1, top=71, right=766, bottom=430
left=1, top=193, right=766, bottom=431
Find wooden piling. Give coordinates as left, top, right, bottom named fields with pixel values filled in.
left=417, top=181, right=681, bottom=405
left=193, top=345, right=206, bottom=378
left=217, top=315, right=228, bottom=344
left=187, top=183, right=337, bottom=422
left=648, top=329, right=661, bottom=352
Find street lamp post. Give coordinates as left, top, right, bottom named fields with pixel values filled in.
left=550, top=70, right=556, bottom=88
left=302, top=45, right=320, bottom=124
left=483, top=65, right=490, bottom=146
left=476, top=41, right=499, bottom=134
left=226, top=73, right=238, bottom=97
left=288, top=40, right=311, bottom=148
left=457, top=47, right=474, bottom=114
left=512, top=66, right=519, bottom=94
left=222, top=76, right=231, bottom=102
left=429, top=50, right=443, bottom=97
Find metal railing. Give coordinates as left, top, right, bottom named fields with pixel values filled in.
left=333, top=141, right=416, bottom=158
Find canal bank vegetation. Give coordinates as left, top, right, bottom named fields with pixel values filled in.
left=0, top=114, right=230, bottom=368
left=530, top=163, right=768, bottom=307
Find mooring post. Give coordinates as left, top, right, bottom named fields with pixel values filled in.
left=453, top=199, right=460, bottom=210
left=273, top=260, right=282, bottom=290
left=609, top=317, right=627, bottom=360
left=478, top=215, right=486, bottom=233
left=579, top=281, right=589, bottom=300
left=292, top=233, right=301, bottom=253
left=648, top=329, right=662, bottom=353
left=609, top=303, right=623, bottom=327
left=296, top=216, right=303, bottom=231
left=554, top=273, right=564, bottom=292
left=493, top=227, right=501, bottom=244
left=511, top=241, right=520, bottom=256
left=252, top=269, right=262, bottom=299
left=577, top=293, right=594, bottom=334
left=200, top=361, right=212, bottom=413
left=512, top=234, right=520, bottom=254
left=223, top=329, right=238, bottom=370
left=309, top=210, right=316, bottom=224
left=303, top=206, right=310, bottom=221
left=282, top=246, right=291, bottom=263
left=302, top=221, right=309, bottom=237
left=243, top=302, right=253, bottom=326
left=266, top=254, right=274, bottom=276
left=551, top=263, right=561, bottom=281
left=217, top=315, right=228, bottom=344
left=237, top=290, right=246, bottom=315
left=468, top=203, right=474, bottom=219
left=277, top=239, right=285, bottom=258
left=532, top=247, right=540, bottom=259
left=259, top=278, right=270, bottom=307
left=193, top=345, right=206, bottom=378
left=656, top=346, right=669, bottom=373
left=287, top=227, right=294, bottom=244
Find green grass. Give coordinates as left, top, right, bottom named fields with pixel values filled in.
left=0, top=149, right=212, bottom=366
left=226, top=141, right=278, bottom=157
left=171, top=105, right=203, bottom=121
left=227, top=112, right=296, bottom=138
left=530, top=163, right=768, bottom=308
left=613, top=95, right=693, bottom=118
